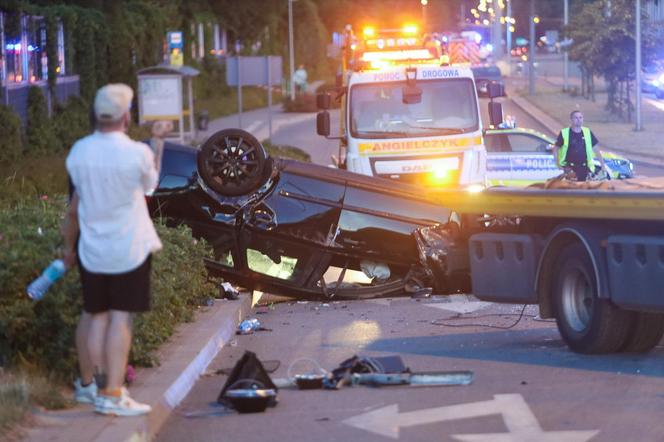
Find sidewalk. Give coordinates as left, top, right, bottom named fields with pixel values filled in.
left=22, top=294, right=254, bottom=442
left=506, top=74, right=664, bottom=165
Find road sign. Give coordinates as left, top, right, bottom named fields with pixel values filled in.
left=138, top=75, right=182, bottom=120
left=225, top=56, right=283, bottom=137
left=226, top=56, right=283, bottom=86
left=167, top=31, right=184, bottom=67
left=343, top=394, right=599, bottom=440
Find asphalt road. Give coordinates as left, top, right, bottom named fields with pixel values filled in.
left=157, top=296, right=664, bottom=442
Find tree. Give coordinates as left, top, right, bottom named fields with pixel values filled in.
left=568, top=0, right=664, bottom=120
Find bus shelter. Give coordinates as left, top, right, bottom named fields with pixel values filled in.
left=137, top=64, right=200, bottom=143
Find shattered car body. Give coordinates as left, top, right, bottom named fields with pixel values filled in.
left=149, top=129, right=461, bottom=300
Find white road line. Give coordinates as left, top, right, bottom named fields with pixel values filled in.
left=427, top=301, right=492, bottom=314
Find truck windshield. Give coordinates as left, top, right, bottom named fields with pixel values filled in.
left=350, top=78, right=479, bottom=139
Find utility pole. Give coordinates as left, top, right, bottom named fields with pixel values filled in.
left=563, top=0, right=569, bottom=92
left=421, top=0, right=428, bottom=33
left=492, top=1, right=503, bottom=58
left=635, top=0, right=642, bottom=131
left=506, top=0, right=512, bottom=70
left=288, top=0, right=295, bottom=101
left=529, top=0, right=536, bottom=95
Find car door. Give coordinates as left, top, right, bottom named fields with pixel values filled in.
left=238, top=161, right=345, bottom=292
left=485, top=132, right=513, bottom=185
left=504, top=133, right=559, bottom=185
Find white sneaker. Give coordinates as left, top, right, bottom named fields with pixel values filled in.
left=73, top=378, right=97, bottom=404
left=95, top=388, right=152, bottom=416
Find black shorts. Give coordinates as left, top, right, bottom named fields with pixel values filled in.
left=79, top=256, right=152, bottom=313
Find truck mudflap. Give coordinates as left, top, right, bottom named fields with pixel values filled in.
left=468, top=233, right=543, bottom=303
left=606, top=235, right=664, bottom=312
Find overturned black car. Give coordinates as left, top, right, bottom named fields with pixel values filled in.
left=149, top=129, right=464, bottom=300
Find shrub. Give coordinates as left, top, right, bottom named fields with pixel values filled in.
left=26, top=87, right=59, bottom=154
left=315, top=82, right=342, bottom=109
left=0, top=105, right=24, bottom=164
left=282, top=93, right=318, bottom=113
left=0, top=196, right=216, bottom=380
left=52, top=95, right=91, bottom=151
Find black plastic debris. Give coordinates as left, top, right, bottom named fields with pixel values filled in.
left=218, top=351, right=279, bottom=413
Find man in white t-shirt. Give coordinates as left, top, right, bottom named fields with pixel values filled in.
left=61, top=83, right=163, bottom=416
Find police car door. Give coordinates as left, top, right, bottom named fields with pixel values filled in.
left=504, top=133, right=558, bottom=186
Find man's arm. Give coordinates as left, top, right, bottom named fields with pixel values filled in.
left=592, top=145, right=609, bottom=174
left=552, top=131, right=564, bottom=168
left=61, top=192, right=79, bottom=269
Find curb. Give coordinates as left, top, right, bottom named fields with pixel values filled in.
left=122, top=294, right=252, bottom=442
left=509, top=85, right=664, bottom=167
left=26, top=294, right=252, bottom=442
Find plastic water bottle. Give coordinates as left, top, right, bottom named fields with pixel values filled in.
left=237, top=318, right=261, bottom=335
left=26, top=259, right=66, bottom=301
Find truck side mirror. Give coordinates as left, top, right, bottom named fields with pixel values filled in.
left=317, top=111, right=331, bottom=136
left=487, top=82, right=505, bottom=99
left=402, top=85, right=422, bottom=104
left=317, top=93, right=331, bottom=110
left=488, top=102, right=503, bottom=128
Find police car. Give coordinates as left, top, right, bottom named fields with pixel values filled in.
left=484, top=127, right=635, bottom=186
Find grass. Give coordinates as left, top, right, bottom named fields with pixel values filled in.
left=0, top=370, right=71, bottom=436
left=196, top=86, right=283, bottom=121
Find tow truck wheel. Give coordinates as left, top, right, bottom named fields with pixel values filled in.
left=197, top=129, right=267, bottom=196
left=552, top=243, right=634, bottom=354
left=620, top=312, right=664, bottom=353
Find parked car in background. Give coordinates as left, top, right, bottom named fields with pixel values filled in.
left=149, top=129, right=456, bottom=300
left=471, top=64, right=504, bottom=96
left=484, top=127, right=635, bottom=186
left=641, top=62, right=664, bottom=96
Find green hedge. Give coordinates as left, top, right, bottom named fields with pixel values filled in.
left=26, top=87, right=59, bottom=155
left=0, top=196, right=216, bottom=379
left=0, top=105, right=24, bottom=164
left=282, top=93, right=318, bottom=113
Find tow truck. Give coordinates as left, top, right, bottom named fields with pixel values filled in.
left=317, top=24, right=497, bottom=189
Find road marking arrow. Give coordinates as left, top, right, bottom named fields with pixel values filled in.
left=342, top=394, right=599, bottom=441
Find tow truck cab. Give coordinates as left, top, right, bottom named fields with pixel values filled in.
left=318, top=63, right=505, bottom=188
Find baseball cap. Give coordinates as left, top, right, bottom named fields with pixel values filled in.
left=94, top=83, right=133, bottom=121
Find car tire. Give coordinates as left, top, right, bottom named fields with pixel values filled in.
left=620, top=312, right=664, bottom=353
left=197, top=129, right=268, bottom=196
left=552, top=243, right=634, bottom=354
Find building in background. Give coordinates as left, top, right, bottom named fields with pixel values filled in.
left=0, top=10, right=79, bottom=124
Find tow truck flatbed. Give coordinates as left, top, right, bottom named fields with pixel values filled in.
left=429, top=182, right=664, bottom=221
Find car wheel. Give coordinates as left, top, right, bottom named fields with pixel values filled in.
left=197, top=129, right=267, bottom=196
left=620, top=312, right=664, bottom=353
left=552, top=243, right=634, bottom=354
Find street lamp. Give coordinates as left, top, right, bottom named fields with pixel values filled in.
left=288, top=0, right=296, bottom=101
left=529, top=0, right=536, bottom=95
left=421, top=0, right=428, bottom=33
left=563, top=0, right=569, bottom=92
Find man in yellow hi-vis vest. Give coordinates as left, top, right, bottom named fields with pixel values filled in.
left=553, top=110, right=608, bottom=181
